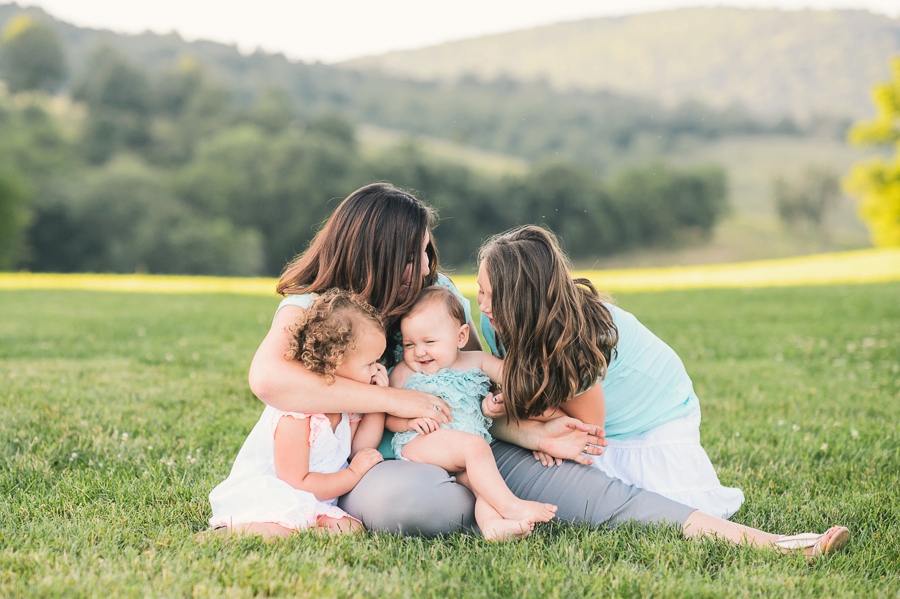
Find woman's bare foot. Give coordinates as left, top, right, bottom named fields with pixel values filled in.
left=500, top=498, right=557, bottom=523
left=482, top=517, right=535, bottom=541
left=774, top=526, right=850, bottom=560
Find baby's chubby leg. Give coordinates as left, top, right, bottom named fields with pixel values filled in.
left=401, top=429, right=557, bottom=524
left=474, top=497, right=535, bottom=541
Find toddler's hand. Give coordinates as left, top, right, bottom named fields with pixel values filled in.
left=481, top=392, right=506, bottom=419
left=370, top=364, right=389, bottom=387
left=408, top=417, right=440, bottom=435
left=349, top=448, right=383, bottom=477
left=532, top=450, right=563, bottom=468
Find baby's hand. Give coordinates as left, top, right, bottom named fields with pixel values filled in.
left=370, top=364, right=388, bottom=387
left=349, top=448, right=383, bottom=477
left=408, top=417, right=440, bottom=435
left=481, top=392, right=506, bottom=419
left=532, top=450, right=563, bottom=468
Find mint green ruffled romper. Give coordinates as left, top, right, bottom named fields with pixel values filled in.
left=391, top=368, right=493, bottom=460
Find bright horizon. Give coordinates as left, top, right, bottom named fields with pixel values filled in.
left=13, top=0, right=900, bottom=64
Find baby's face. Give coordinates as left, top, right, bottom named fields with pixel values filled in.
left=334, top=325, right=386, bottom=385
left=401, top=305, right=467, bottom=375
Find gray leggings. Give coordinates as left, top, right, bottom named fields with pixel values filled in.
left=338, top=441, right=695, bottom=536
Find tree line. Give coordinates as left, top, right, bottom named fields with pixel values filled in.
left=0, top=5, right=820, bottom=174
left=1, top=18, right=728, bottom=274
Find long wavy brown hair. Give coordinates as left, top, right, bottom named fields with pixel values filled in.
left=284, top=289, right=385, bottom=384
left=479, top=225, right=618, bottom=421
left=277, top=183, right=438, bottom=364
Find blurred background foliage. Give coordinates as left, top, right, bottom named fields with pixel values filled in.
left=0, top=4, right=890, bottom=275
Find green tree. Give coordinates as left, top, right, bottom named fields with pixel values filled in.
left=0, top=15, right=67, bottom=93
left=367, top=142, right=505, bottom=266
left=501, top=162, right=622, bottom=258
left=773, top=166, right=842, bottom=251
left=844, top=57, right=900, bottom=247
left=174, top=122, right=361, bottom=274
left=73, top=46, right=152, bottom=164
left=606, top=164, right=728, bottom=249
left=250, top=87, right=295, bottom=135
left=0, top=98, right=73, bottom=270
left=26, top=162, right=264, bottom=275
left=0, top=170, right=29, bottom=269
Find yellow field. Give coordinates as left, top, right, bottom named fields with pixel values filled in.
left=2, top=248, right=898, bottom=297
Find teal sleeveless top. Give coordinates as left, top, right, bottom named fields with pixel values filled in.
left=391, top=368, right=493, bottom=457
left=480, top=303, right=699, bottom=440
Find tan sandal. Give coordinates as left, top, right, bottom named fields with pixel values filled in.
left=774, top=526, right=850, bottom=559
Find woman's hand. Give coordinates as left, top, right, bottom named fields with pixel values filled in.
left=536, top=417, right=607, bottom=466
left=391, top=390, right=453, bottom=425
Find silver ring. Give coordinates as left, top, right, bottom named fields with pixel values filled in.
left=432, top=405, right=442, bottom=412
left=584, top=444, right=592, bottom=452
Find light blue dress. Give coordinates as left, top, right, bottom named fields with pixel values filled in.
left=391, top=368, right=493, bottom=459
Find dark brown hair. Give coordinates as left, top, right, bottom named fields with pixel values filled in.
left=479, top=225, right=618, bottom=420
left=277, top=183, right=438, bottom=363
left=284, top=289, right=385, bottom=384
left=404, top=286, right=467, bottom=327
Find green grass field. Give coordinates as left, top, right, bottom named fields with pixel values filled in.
left=2, top=283, right=899, bottom=597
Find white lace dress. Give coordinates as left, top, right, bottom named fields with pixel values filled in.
left=209, top=407, right=357, bottom=530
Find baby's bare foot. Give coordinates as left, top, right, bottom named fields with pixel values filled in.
left=482, top=518, right=535, bottom=541
left=501, top=499, right=557, bottom=523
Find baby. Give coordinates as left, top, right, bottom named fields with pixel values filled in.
left=386, top=286, right=557, bottom=540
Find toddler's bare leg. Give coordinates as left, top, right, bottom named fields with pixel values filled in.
left=317, top=516, right=364, bottom=534
left=402, top=429, right=556, bottom=523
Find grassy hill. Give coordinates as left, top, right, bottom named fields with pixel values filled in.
left=344, top=8, right=900, bottom=122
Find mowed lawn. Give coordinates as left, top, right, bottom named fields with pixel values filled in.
left=1, top=282, right=899, bottom=597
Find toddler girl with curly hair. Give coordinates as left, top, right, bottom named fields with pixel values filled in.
left=209, top=289, right=387, bottom=538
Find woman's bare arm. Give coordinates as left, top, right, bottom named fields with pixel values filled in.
left=558, top=385, right=606, bottom=430
left=490, top=414, right=605, bottom=466
left=248, top=305, right=452, bottom=421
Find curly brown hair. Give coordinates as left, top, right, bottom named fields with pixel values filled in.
left=284, top=289, right=385, bottom=384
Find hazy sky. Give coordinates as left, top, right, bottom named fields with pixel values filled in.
left=19, top=0, right=900, bottom=63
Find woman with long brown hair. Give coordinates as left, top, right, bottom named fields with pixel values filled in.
left=475, top=225, right=850, bottom=556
